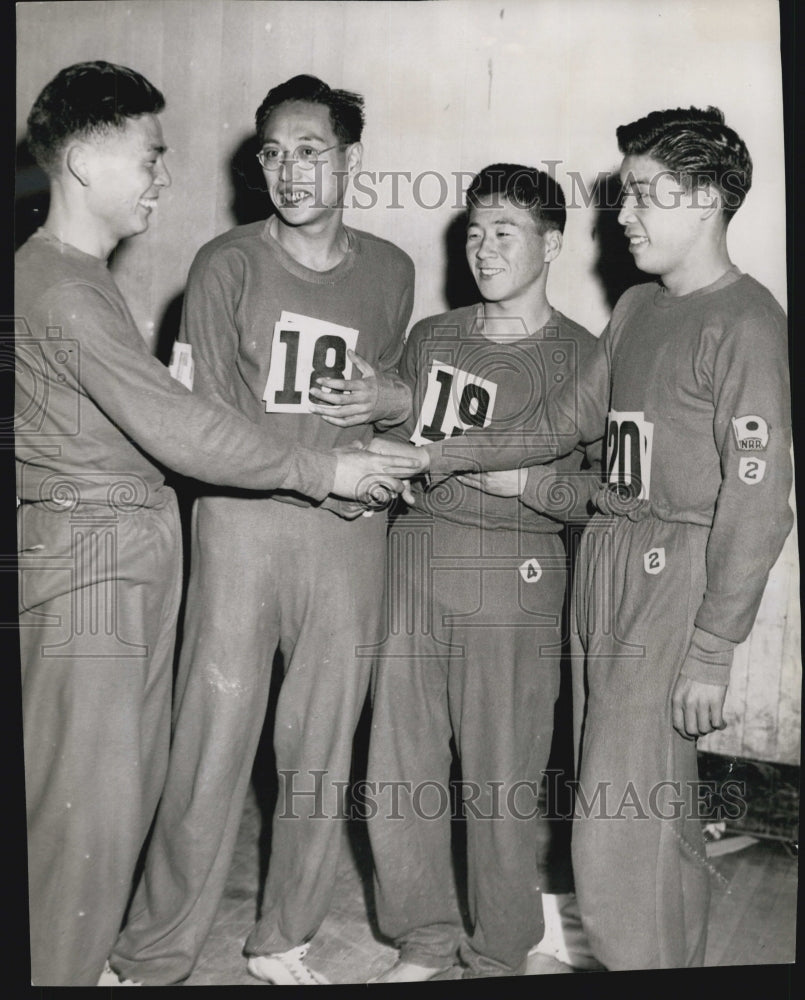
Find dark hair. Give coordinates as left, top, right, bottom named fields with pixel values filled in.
left=466, top=163, right=566, bottom=234
left=616, top=106, right=752, bottom=219
left=255, top=74, right=364, bottom=144
left=27, top=61, right=165, bottom=175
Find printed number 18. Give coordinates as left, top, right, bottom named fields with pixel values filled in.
left=272, top=330, right=348, bottom=406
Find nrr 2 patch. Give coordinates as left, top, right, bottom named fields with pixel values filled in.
left=738, top=457, right=766, bottom=484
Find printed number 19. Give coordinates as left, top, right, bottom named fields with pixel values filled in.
left=420, top=368, right=491, bottom=441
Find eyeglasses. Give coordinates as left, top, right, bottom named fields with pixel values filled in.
left=256, top=143, right=349, bottom=171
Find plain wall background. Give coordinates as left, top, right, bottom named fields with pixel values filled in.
left=15, top=0, right=798, bottom=763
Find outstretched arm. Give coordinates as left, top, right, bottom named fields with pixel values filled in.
left=422, top=329, right=611, bottom=476
left=457, top=438, right=603, bottom=522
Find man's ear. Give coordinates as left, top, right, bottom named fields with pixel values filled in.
left=544, top=228, right=563, bottom=262
left=698, top=182, right=721, bottom=221
left=345, top=141, right=363, bottom=178
left=65, top=143, right=90, bottom=187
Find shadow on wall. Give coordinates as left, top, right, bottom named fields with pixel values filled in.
left=441, top=174, right=652, bottom=318
left=443, top=210, right=477, bottom=311
left=229, top=132, right=274, bottom=226
left=590, top=171, right=652, bottom=310
left=154, top=133, right=273, bottom=364
left=154, top=291, right=185, bottom=366
left=15, top=140, right=50, bottom=250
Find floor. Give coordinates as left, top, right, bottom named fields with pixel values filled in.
left=180, top=708, right=799, bottom=987
left=183, top=780, right=577, bottom=987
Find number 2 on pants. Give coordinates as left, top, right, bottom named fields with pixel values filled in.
left=410, top=362, right=498, bottom=444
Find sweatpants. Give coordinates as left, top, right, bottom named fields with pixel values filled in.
left=570, top=511, right=712, bottom=970
left=111, top=495, right=387, bottom=984
left=368, top=517, right=566, bottom=977
left=18, top=495, right=183, bottom=986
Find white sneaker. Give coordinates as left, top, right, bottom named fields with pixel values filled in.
left=96, top=961, right=141, bottom=986
left=530, top=893, right=604, bottom=971
left=367, top=959, right=454, bottom=983
left=247, top=944, right=330, bottom=985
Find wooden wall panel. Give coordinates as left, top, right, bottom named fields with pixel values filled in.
left=701, top=511, right=801, bottom=764
left=16, top=0, right=799, bottom=765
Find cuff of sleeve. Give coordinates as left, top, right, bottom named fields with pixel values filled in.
left=679, top=626, right=736, bottom=685
left=425, top=439, right=479, bottom=476
left=318, top=495, right=367, bottom=520
left=281, top=448, right=336, bottom=501
left=373, top=376, right=412, bottom=428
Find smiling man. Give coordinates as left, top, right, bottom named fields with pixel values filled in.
left=107, top=74, right=415, bottom=986
left=366, top=164, right=600, bottom=981
left=15, top=61, right=416, bottom=988
left=371, top=108, right=793, bottom=971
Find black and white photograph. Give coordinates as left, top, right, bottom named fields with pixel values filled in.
left=12, top=0, right=798, bottom=989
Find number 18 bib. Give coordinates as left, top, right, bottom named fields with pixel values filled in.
left=263, top=311, right=359, bottom=413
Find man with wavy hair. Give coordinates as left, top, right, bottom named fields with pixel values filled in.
left=376, top=107, right=792, bottom=969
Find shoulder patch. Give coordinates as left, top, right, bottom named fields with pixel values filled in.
left=732, top=415, right=768, bottom=450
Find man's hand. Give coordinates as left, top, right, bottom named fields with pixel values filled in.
left=309, top=350, right=408, bottom=427
left=456, top=469, right=527, bottom=497
left=331, top=445, right=421, bottom=505
left=365, top=436, right=431, bottom=476
left=671, top=676, right=729, bottom=740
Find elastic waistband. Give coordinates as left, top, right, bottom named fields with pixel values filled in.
left=17, top=472, right=170, bottom=512
left=592, top=483, right=712, bottom=527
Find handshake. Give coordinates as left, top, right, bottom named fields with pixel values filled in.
left=331, top=438, right=430, bottom=510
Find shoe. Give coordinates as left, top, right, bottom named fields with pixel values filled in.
left=96, top=961, right=141, bottom=986
left=247, top=944, right=329, bottom=985
left=368, top=959, right=456, bottom=983
left=530, top=893, right=604, bottom=971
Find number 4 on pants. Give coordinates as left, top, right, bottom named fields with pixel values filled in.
left=519, top=558, right=542, bottom=583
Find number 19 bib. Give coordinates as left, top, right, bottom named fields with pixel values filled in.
left=410, top=362, right=498, bottom=444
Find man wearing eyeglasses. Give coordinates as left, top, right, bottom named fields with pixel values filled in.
left=107, top=75, right=415, bottom=986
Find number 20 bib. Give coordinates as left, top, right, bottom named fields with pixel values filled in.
left=410, top=362, right=498, bottom=444
left=606, top=409, right=654, bottom=500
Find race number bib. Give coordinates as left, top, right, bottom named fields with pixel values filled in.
left=168, top=341, right=194, bottom=391
left=410, top=362, right=498, bottom=444
left=263, top=311, right=359, bottom=412
left=606, top=409, right=654, bottom=500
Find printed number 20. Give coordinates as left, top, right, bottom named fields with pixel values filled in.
left=273, top=330, right=347, bottom=406
left=607, top=419, right=643, bottom=492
